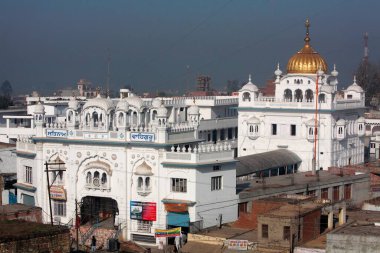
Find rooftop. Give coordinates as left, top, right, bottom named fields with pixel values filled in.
left=237, top=170, right=369, bottom=198
left=261, top=201, right=322, bottom=218
left=236, top=149, right=301, bottom=177
left=329, top=220, right=380, bottom=236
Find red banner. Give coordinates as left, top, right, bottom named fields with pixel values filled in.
left=130, top=201, right=157, bottom=221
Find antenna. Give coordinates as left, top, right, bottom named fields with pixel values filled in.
left=363, top=32, right=369, bottom=65
left=106, top=48, right=111, bottom=97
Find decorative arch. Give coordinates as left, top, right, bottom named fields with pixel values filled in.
left=242, top=92, right=251, bottom=102
left=284, top=89, right=292, bottom=101
left=305, top=89, right=314, bottom=102
left=295, top=89, right=303, bottom=101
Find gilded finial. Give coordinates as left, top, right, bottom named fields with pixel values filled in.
left=304, top=18, right=310, bottom=43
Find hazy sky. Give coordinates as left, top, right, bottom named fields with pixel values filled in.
left=0, top=0, right=379, bottom=95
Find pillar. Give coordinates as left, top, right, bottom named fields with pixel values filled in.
left=339, top=207, right=346, bottom=225
left=328, top=211, right=334, bottom=230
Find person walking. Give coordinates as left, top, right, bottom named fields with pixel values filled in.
left=174, top=235, right=181, bottom=252
left=91, top=235, right=97, bottom=252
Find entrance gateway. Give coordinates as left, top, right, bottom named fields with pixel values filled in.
left=80, top=196, right=118, bottom=226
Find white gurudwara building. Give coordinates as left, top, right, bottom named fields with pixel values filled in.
left=14, top=90, right=239, bottom=244
left=238, top=20, right=366, bottom=173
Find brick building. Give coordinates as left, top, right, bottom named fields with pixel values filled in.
left=0, top=204, right=42, bottom=223
left=0, top=220, right=70, bottom=253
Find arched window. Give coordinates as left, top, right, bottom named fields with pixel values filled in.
left=359, top=124, right=363, bottom=131
left=118, top=113, right=124, bottom=125
left=145, top=177, right=151, bottom=189
left=319, top=94, right=326, bottom=103
left=249, top=125, right=253, bottom=133
left=132, top=111, right=138, bottom=125
left=295, top=89, right=303, bottom=101
left=338, top=127, right=343, bottom=135
left=86, top=172, right=92, bottom=184
left=138, top=177, right=143, bottom=190
left=101, top=173, right=107, bottom=185
left=242, top=92, right=251, bottom=102
left=93, top=171, right=100, bottom=186
left=255, top=125, right=259, bottom=133
left=309, top=127, right=314, bottom=135
left=284, top=89, right=292, bottom=101
left=152, top=110, right=157, bottom=121
left=68, top=111, right=73, bottom=122
left=93, top=112, right=99, bottom=127
left=305, top=89, right=314, bottom=102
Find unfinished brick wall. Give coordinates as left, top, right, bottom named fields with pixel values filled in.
left=0, top=230, right=70, bottom=253
left=233, top=200, right=284, bottom=229
left=0, top=205, right=42, bottom=223
left=302, top=209, right=321, bottom=243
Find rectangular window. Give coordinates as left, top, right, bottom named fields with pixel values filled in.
left=333, top=186, right=340, bottom=201
left=307, top=190, right=316, bottom=196
left=211, top=176, right=222, bottom=191
left=238, top=202, right=248, bottom=217
left=321, top=188, right=329, bottom=199
left=347, top=94, right=353, bottom=99
left=272, top=124, right=277, bottom=135
left=25, top=166, right=32, bottom=184
left=262, top=224, right=268, bottom=238
left=344, top=184, right=351, bottom=200
left=171, top=178, right=187, bottom=193
left=53, top=200, right=66, bottom=217
left=283, top=226, right=290, bottom=240
left=291, top=124, right=296, bottom=136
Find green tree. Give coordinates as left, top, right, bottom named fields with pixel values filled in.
left=0, top=80, right=12, bottom=98
left=356, top=62, right=380, bottom=106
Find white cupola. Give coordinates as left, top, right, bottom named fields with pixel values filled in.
left=239, top=74, right=259, bottom=104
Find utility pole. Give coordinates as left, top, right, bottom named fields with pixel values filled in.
left=75, top=198, right=79, bottom=251
left=44, top=159, right=66, bottom=226
left=45, top=162, right=54, bottom=226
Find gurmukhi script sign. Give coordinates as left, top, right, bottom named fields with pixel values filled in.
left=46, top=129, right=67, bottom=138
left=130, top=132, right=155, bottom=142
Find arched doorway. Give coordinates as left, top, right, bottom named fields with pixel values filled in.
left=80, top=196, right=119, bottom=226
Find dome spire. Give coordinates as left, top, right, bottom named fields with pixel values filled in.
left=304, top=18, right=310, bottom=44
left=248, top=74, right=252, bottom=83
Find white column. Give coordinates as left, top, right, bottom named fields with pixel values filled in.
left=328, top=211, right=334, bottom=229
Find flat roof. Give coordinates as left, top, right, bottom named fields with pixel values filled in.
left=261, top=201, right=322, bottom=218
left=329, top=221, right=380, bottom=236
left=236, top=149, right=301, bottom=177
left=237, top=170, right=369, bottom=199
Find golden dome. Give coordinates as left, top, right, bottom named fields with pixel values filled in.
left=287, top=19, right=327, bottom=74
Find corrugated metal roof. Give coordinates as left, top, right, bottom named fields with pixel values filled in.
left=236, top=149, right=301, bottom=177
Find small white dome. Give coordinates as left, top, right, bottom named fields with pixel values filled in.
left=83, top=94, right=115, bottom=112
left=134, top=161, right=153, bottom=176
left=126, top=94, right=144, bottom=109
left=336, top=119, right=346, bottom=126
left=116, top=98, right=129, bottom=112
left=68, top=97, right=79, bottom=110
left=152, top=98, right=162, bottom=108
left=346, top=76, right=364, bottom=93
left=34, top=102, right=45, bottom=114
left=357, top=117, right=365, bottom=123
left=274, top=63, right=282, bottom=76
left=331, top=64, right=338, bottom=77
left=157, top=104, right=168, bottom=117
left=247, top=116, right=260, bottom=124
left=240, top=75, right=259, bottom=92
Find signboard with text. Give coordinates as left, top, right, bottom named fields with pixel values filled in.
left=50, top=186, right=66, bottom=201
left=130, top=201, right=156, bottom=221
left=227, top=240, right=248, bottom=250
left=46, top=129, right=67, bottom=138
left=130, top=132, right=155, bottom=142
